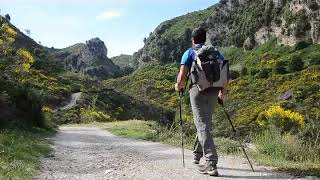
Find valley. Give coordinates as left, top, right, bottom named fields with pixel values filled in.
left=0, top=0, right=320, bottom=179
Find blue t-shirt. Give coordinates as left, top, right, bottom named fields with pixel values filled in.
left=180, top=44, right=225, bottom=69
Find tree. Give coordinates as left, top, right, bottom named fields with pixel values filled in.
left=5, top=14, right=10, bottom=21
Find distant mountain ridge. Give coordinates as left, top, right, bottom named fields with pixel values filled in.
left=111, top=54, right=133, bottom=68
left=51, top=38, right=120, bottom=80
left=2, top=15, right=120, bottom=80
left=132, top=0, right=320, bottom=66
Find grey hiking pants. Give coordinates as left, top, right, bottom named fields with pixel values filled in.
left=190, top=86, right=219, bottom=165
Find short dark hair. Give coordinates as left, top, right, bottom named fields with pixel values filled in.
left=192, top=27, right=206, bottom=44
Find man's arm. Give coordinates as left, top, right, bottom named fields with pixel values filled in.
left=175, top=65, right=189, bottom=92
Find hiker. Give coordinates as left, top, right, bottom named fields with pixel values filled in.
left=175, top=27, right=228, bottom=176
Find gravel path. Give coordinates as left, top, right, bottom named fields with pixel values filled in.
left=35, top=127, right=309, bottom=180
left=57, top=92, right=82, bottom=111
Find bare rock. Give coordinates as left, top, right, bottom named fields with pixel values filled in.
left=52, top=38, right=120, bottom=79
left=243, top=36, right=256, bottom=51
left=278, top=91, right=294, bottom=101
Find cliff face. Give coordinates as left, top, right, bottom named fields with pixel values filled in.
left=52, top=38, right=120, bottom=79
left=132, top=0, right=320, bottom=66
left=205, top=0, right=320, bottom=48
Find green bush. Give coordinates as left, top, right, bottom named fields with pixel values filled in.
left=250, top=68, right=259, bottom=76
left=230, top=70, right=240, bottom=79
left=295, top=41, right=312, bottom=51
left=240, top=67, right=248, bottom=76
left=10, top=86, right=46, bottom=128
left=309, top=55, right=320, bottom=65
left=274, top=61, right=288, bottom=74
left=287, top=55, right=304, bottom=72
left=258, top=68, right=271, bottom=78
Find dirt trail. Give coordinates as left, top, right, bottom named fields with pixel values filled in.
left=57, top=92, right=82, bottom=111
left=35, top=127, right=309, bottom=180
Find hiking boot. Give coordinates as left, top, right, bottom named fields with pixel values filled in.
left=198, top=162, right=219, bottom=176
left=193, top=159, right=200, bottom=164
left=193, top=154, right=202, bottom=164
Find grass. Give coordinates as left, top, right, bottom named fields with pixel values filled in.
left=253, top=130, right=320, bottom=177
left=0, top=128, right=54, bottom=179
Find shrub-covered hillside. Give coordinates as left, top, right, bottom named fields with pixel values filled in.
left=132, top=0, right=320, bottom=66
left=109, top=40, right=320, bottom=133
left=0, top=15, right=173, bottom=129
left=132, top=5, right=215, bottom=66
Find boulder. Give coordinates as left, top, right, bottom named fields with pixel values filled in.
left=243, top=36, right=256, bottom=51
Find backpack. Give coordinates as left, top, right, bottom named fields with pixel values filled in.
left=190, top=45, right=230, bottom=91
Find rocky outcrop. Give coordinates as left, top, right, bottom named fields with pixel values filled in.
left=243, top=36, right=256, bottom=51
left=205, top=0, right=320, bottom=47
left=52, top=38, right=120, bottom=79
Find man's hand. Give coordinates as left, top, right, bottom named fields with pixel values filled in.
left=218, top=90, right=225, bottom=102
left=175, top=83, right=184, bottom=92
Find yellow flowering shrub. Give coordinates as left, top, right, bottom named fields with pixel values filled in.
left=0, top=23, right=16, bottom=55
left=80, top=108, right=112, bottom=123
left=42, top=106, right=53, bottom=113
left=258, top=105, right=304, bottom=132
left=0, top=23, right=17, bottom=43
left=16, top=48, right=34, bottom=72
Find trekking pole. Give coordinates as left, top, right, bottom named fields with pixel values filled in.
left=218, top=98, right=255, bottom=172
left=179, top=90, right=185, bottom=168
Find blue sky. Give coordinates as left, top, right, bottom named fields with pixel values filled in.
left=1, top=0, right=219, bottom=57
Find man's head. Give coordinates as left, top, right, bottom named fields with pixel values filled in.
left=192, top=27, right=206, bottom=45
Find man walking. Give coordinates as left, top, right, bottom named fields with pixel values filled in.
left=175, top=27, right=226, bottom=176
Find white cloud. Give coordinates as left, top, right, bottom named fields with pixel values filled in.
left=96, top=11, right=123, bottom=20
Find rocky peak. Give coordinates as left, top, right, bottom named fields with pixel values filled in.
left=86, top=38, right=108, bottom=59
left=52, top=38, right=120, bottom=79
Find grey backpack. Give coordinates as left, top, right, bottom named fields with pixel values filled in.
left=190, top=45, right=230, bottom=91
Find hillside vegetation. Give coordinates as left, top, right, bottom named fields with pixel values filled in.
left=0, top=15, right=173, bottom=179
left=106, top=40, right=320, bottom=175
left=132, top=0, right=320, bottom=66
left=132, top=6, right=215, bottom=65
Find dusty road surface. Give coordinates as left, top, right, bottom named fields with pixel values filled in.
left=35, top=127, right=309, bottom=180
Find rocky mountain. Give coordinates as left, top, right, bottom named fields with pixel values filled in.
left=51, top=38, right=120, bottom=79
left=131, top=6, right=214, bottom=66
left=205, top=0, right=320, bottom=49
left=111, top=54, right=133, bottom=68
left=132, top=0, right=320, bottom=66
